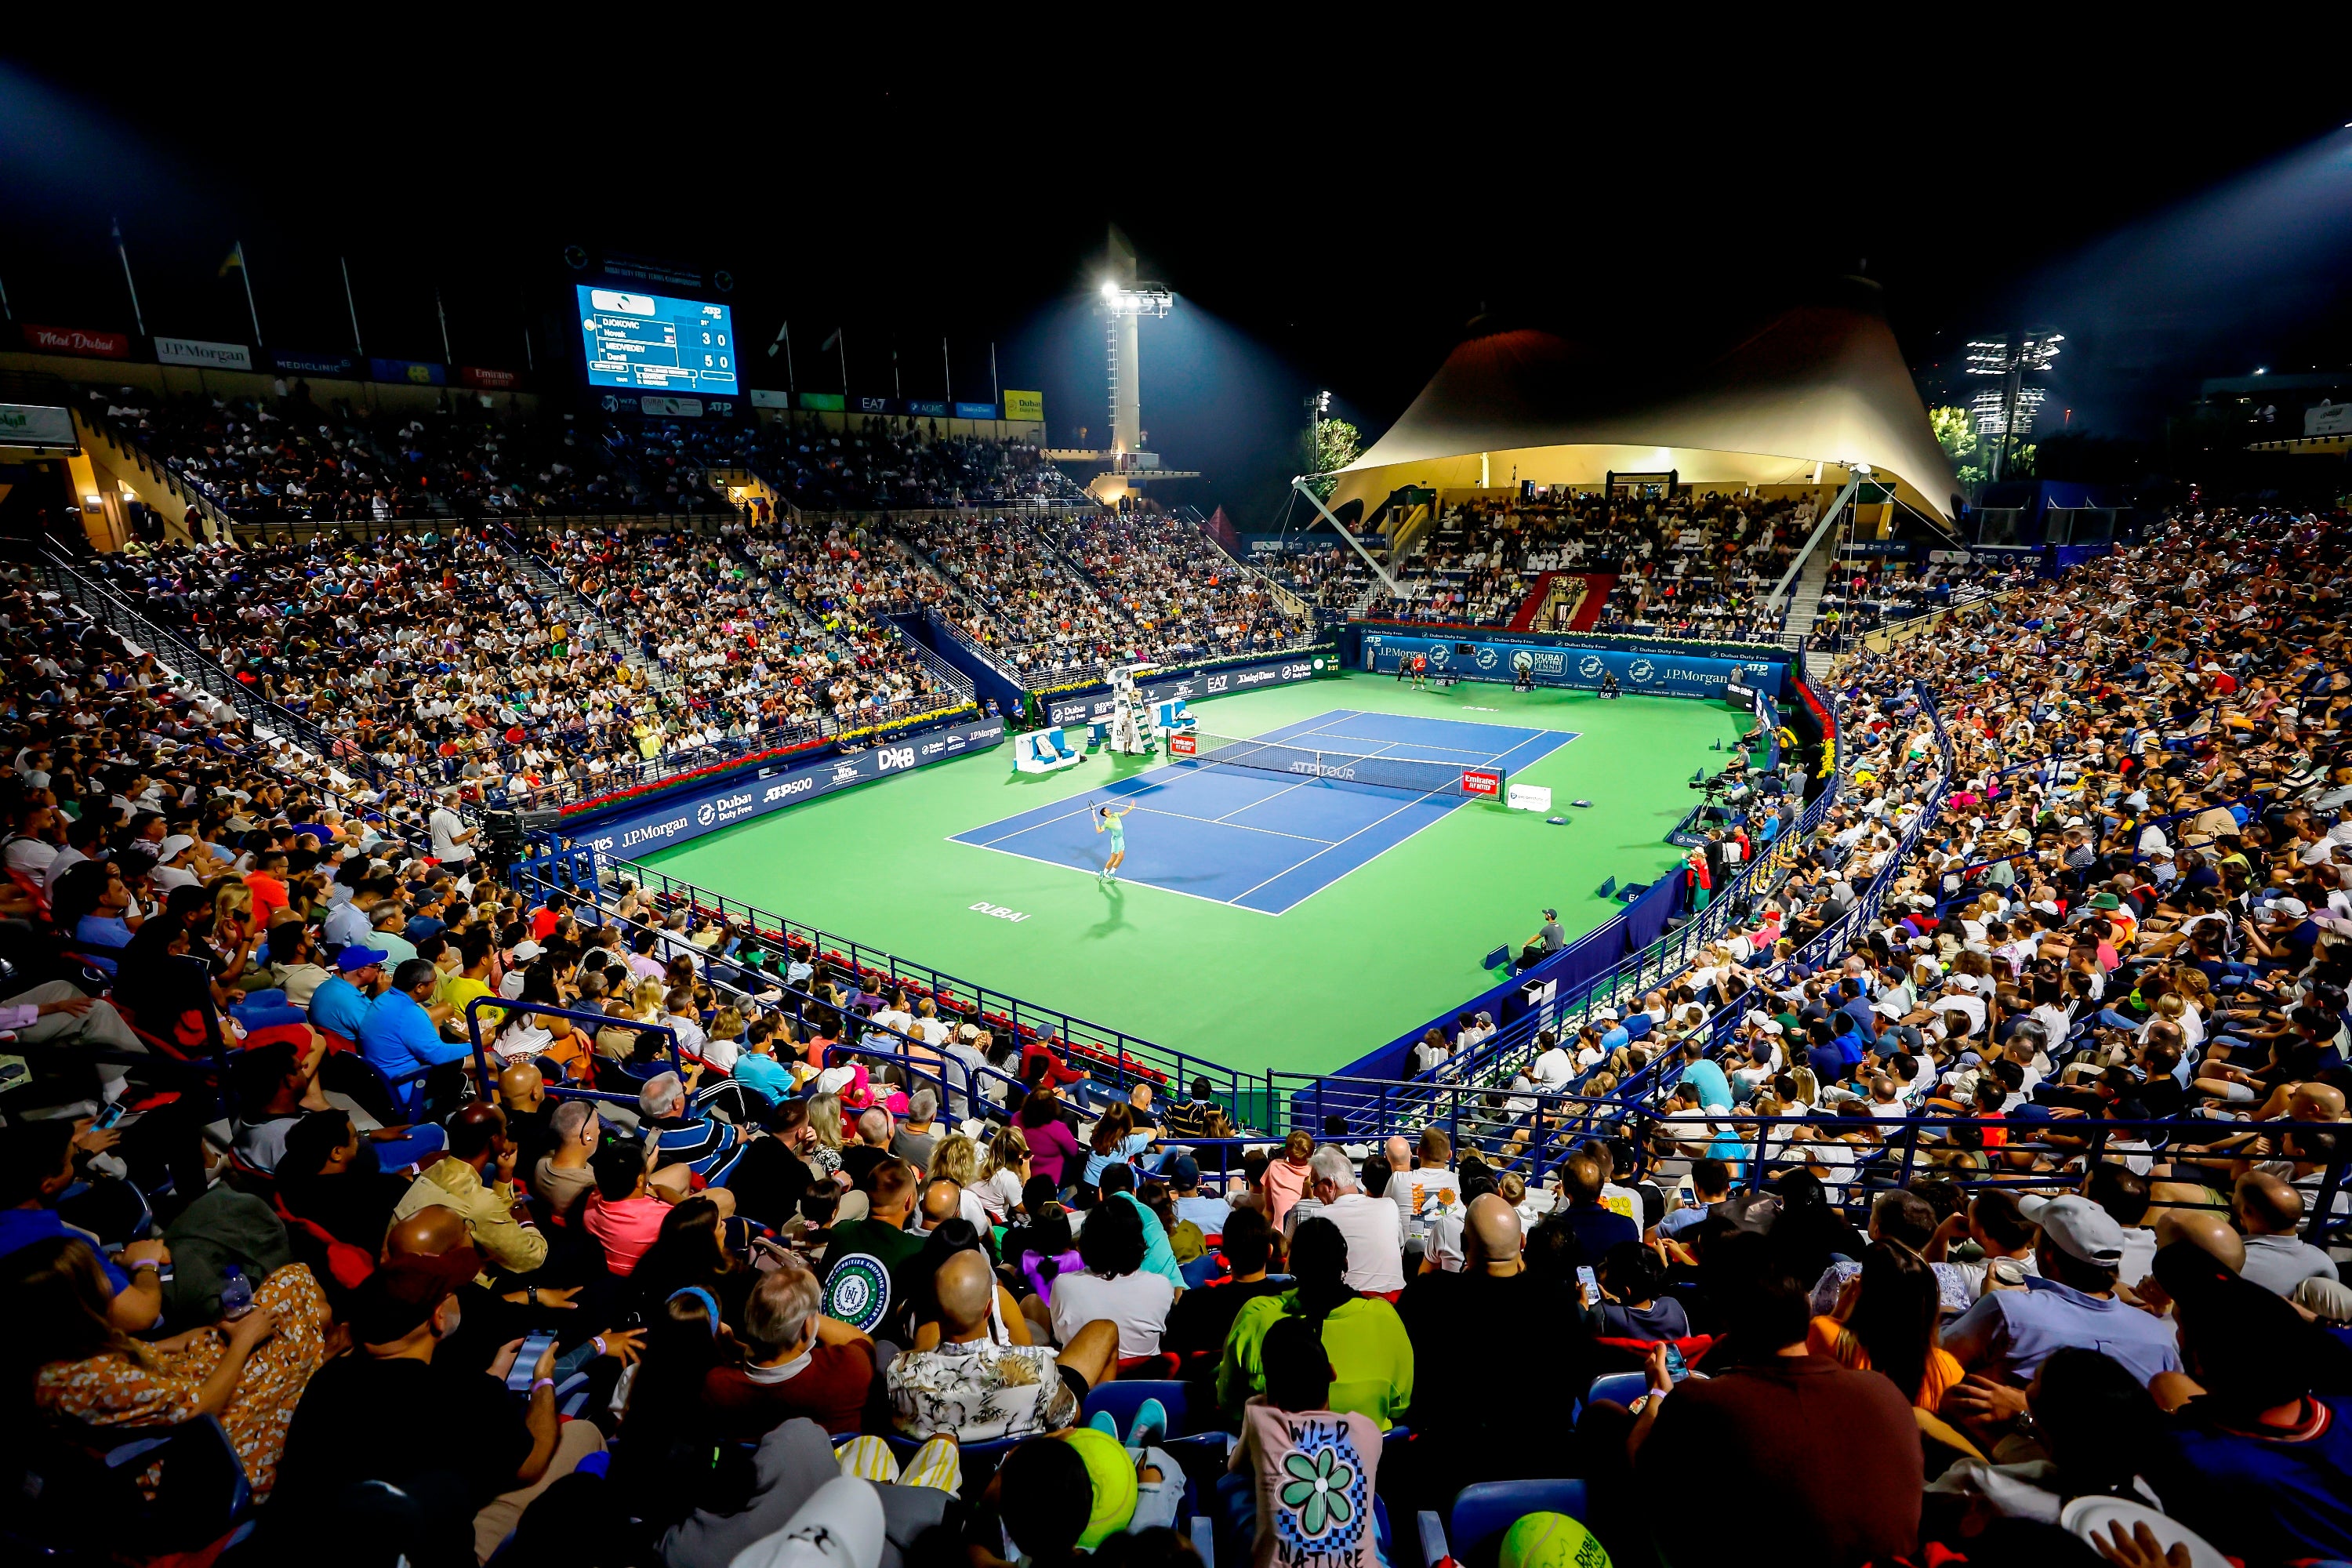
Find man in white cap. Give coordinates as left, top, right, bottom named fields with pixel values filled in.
left=1942, top=1192, right=2183, bottom=1431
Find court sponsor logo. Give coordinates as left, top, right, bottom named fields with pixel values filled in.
left=1474, top=647, right=1501, bottom=671
left=1288, top=760, right=1357, bottom=780
left=1511, top=649, right=1534, bottom=674
left=968, top=902, right=1030, bottom=924
left=1579, top=655, right=1605, bottom=678
left=697, top=804, right=716, bottom=826
left=875, top=746, right=917, bottom=771
left=615, top=814, right=692, bottom=850
left=1206, top=675, right=1230, bottom=693
left=1236, top=668, right=1279, bottom=687
left=1461, top=768, right=1503, bottom=797
left=764, top=777, right=815, bottom=803
left=829, top=761, right=862, bottom=784
left=1628, top=658, right=1657, bottom=683
left=1427, top=644, right=1450, bottom=667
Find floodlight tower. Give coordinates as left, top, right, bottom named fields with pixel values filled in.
left=1044, top=225, right=1198, bottom=506
left=1965, top=328, right=2063, bottom=481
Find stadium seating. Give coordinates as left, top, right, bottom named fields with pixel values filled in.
left=7, top=506, right=2352, bottom=1568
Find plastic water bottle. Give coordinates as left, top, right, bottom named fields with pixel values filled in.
left=219, top=1265, right=252, bottom=1321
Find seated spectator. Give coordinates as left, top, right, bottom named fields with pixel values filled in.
left=1229, top=1314, right=1385, bottom=1568
left=887, top=1247, right=1116, bottom=1442
left=357, top=956, right=467, bottom=1080
left=1585, top=1240, right=1692, bottom=1342
left=1220, top=1216, right=1414, bottom=1430
left=2143, top=1239, right=2352, bottom=1564
left=701, top=1257, right=875, bottom=1439
left=1943, top=1194, right=2183, bottom=1426
left=583, top=1138, right=670, bottom=1276
left=1552, top=1151, right=1639, bottom=1265
left=818, top=1159, right=924, bottom=1336
left=1282, top=1145, right=1403, bottom=1297
left=2232, top=1171, right=2339, bottom=1298
left=391, top=1102, right=549, bottom=1281
left=532, top=1099, right=603, bottom=1220
left=1806, top=1240, right=1963, bottom=1410
left=1166, top=1206, right=1285, bottom=1367
left=306, top=944, right=387, bottom=1042
left=276, top=1110, right=413, bottom=1252
left=1396, top=1195, right=1584, bottom=1501
left=266, top=1247, right=604, bottom=1565
left=1631, top=1232, right=1922, bottom=1567
left=639, top=1071, right=750, bottom=1186
left=13, top=1236, right=329, bottom=1498
left=1043, top=1190, right=1174, bottom=1358
left=2, top=1122, right=169, bottom=1330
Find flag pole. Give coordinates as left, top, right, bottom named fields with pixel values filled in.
left=233, top=241, right=264, bottom=347
left=340, top=256, right=365, bottom=354
left=942, top=336, right=952, bottom=403
left=783, top=321, right=795, bottom=397
left=112, top=220, right=147, bottom=338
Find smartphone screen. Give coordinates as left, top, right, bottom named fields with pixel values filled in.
left=1576, top=1265, right=1599, bottom=1305
left=507, top=1330, right=558, bottom=1392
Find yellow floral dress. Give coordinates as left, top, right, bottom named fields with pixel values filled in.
left=35, top=1264, right=329, bottom=1497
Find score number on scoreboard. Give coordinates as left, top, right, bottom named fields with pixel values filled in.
left=576, top=286, right=739, bottom=394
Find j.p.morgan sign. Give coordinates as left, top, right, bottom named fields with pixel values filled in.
left=577, top=717, right=1005, bottom=855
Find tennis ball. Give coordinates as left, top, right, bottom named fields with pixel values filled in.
left=1064, top=1426, right=1138, bottom=1548
left=1499, top=1511, right=1611, bottom=1568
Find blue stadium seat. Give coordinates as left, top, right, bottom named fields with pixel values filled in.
left=1050, top=730, right=1078, bottom=760
left=1585, top=1371, right=1649, bottom=1408
left=1417, top=1479, right=1588, bottom=1568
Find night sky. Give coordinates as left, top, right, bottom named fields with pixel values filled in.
left=7, top=32, right=2350, bottom=521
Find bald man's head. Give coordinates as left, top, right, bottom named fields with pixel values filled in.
left=498, top=1060, right=544, bottom=1110
left=920, top=1176, right=963, bottom=1229
left=1384, top=1136, right=1412, bottom=1172
left=935, top=1248, right=995, bottom=1336
left=2155, top=1207, right=2247, bottom=1276
left=1464, top=1193, right=1523, bottom=1273
left=386, top=1204, right=468, bottom=1260
left=2290, top=1083, right=2347, bottom=1123
left=2235, top=1171, right=2304, bottom=1236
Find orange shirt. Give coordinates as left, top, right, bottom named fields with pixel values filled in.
left=246, top=870, right=290, bottom=920
left=1805, top=1316, right=1962, bottom=1410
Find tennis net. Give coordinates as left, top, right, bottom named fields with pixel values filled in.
left=1168, top=729, right=1504, bottom=798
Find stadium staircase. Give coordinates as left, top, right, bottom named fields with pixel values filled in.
left=490, top=530, right=670, bottom=686
left=1564, top=573, right=1613, bottom=633
left=1504, top=572, right=1559, bottom=632
left=1780, top=549, right=1837, bottom=680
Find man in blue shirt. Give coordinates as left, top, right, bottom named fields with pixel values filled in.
left=358, top=958, right=466, bottom=1080
left=1942, top=1195, right=2181, bottom=1409
left=1674, top=1040, right=1733, bottom=1110
left=307, top=946, right=388, bottom=1042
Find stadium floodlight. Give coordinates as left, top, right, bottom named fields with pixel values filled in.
left=1965, top=328, right=2063, bottom=479
left=1102, top=285, right=1173, bottom=318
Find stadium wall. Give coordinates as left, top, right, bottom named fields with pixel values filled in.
left=1355, top=628, right=1787, bottom=702
left=557, top=713, right=1007, bottom=857
left=1035, top=648, right=1342, bottom=727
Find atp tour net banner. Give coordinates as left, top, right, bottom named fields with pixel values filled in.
left=572, top=717, right=1006, bottom=858
left=1360, top=633, right=1784, bottom=700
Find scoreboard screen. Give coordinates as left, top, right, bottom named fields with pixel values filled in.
left=575, top=286, right=738, bottom=394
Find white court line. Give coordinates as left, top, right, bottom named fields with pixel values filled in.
left=960, top=775, right=1170, bottom=847
left=949, top=837, right=1282, bottom=916
left=1127, top=804, right=1336, bottom=844
left=1228, top=789, right=1449, bottom=904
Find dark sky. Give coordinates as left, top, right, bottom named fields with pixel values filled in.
left=7, top=31, right=2350, bottom=521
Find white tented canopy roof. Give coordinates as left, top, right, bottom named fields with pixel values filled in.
left=1330, top=279, right=1960, bottom=521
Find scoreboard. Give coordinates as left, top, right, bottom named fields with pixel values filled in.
left=575, top=286, right=739, bottom=394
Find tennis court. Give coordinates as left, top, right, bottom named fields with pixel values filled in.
left=948, top=710, right=1578, bottom=914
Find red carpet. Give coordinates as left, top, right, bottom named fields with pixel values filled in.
left=1566, top=573, right=1614, bottom=632
left=1505, top=572, right=1557, bottom=631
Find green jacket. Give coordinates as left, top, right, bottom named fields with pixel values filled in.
left=1218, top=1290, right=1414, bottom=1429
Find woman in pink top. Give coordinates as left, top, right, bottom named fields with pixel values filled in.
left=1261, top=1130, right=1313, bottom=1230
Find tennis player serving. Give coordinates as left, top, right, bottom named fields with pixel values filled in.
left=1094, top=801, right=1134, bottom=883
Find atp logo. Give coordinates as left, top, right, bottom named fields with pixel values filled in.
left=1579, top=655, right=1605, bottom=679
left=1628, top=659, right=1657, bottom=684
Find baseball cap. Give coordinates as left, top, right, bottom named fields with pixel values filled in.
left=2018, top=1193, right=2125, bottom=1269
left=1167, top=1153, right=1200, bottom=1188
left=1541, top=908, right=1558, bottom=920
left=335, top=945, right=390, bottom=972
left=731, top=1475, right=887, bottom=1568
left=158, top=833, right=195, bottom=859
left=1592, top=1007, right=1618, bottom=1022
left=350, top=1245, right=481, bottom=1345
left=509, top=940, right=546, bottom=961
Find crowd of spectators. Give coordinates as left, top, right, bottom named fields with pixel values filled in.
left=85, top=385, right=1089, bottom=523
left=908, top=511, right=1308, bottom=680
left=5, top=506, right=2351, bottom=1568
left=1809, top=553, right=2040, bottom=644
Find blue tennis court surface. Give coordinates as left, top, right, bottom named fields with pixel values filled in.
left=949, top=710, right=1578, bottom=914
